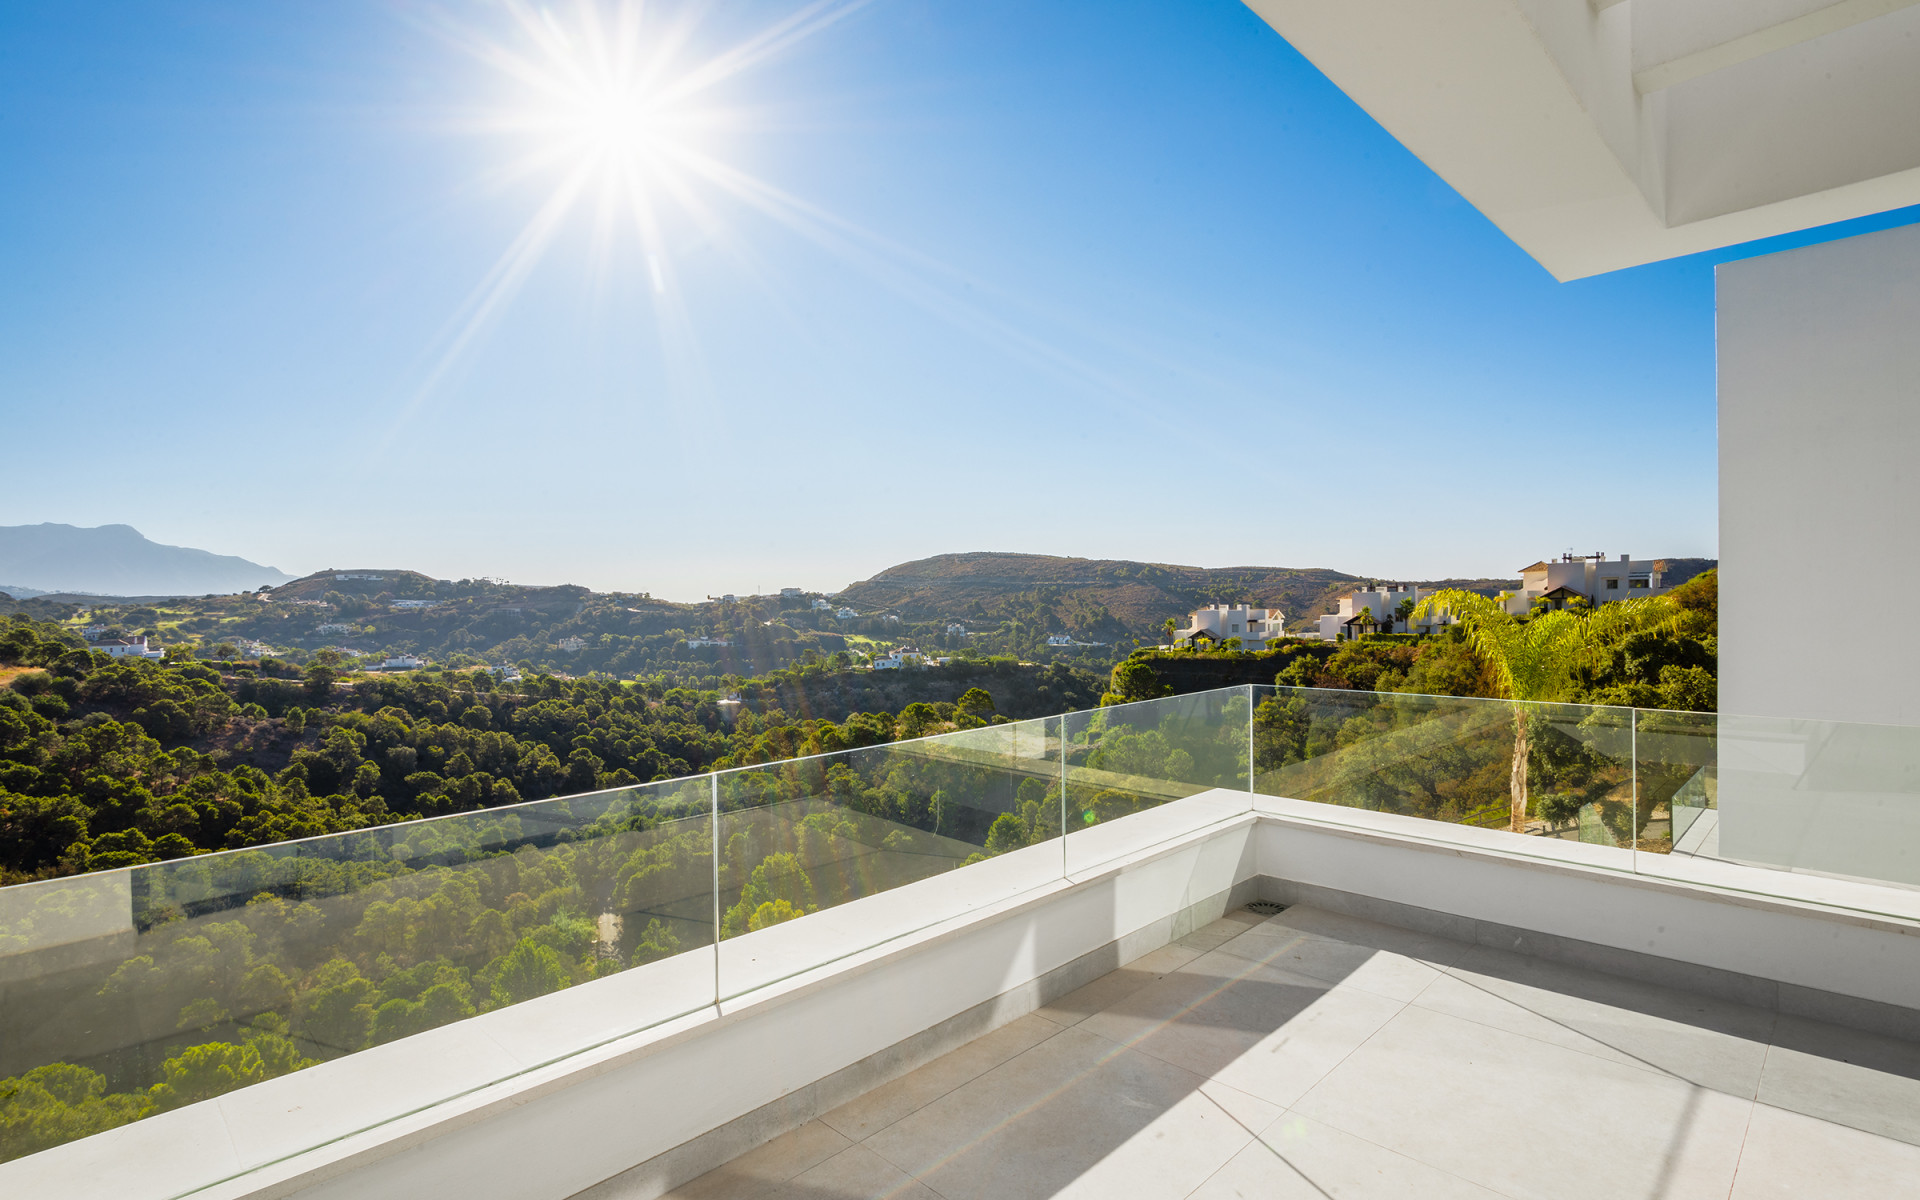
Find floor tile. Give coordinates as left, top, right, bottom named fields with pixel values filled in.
left=1196, top=1079, right=1286, bottom=1133
left=1758, top=1015, right=1920, bottom=1145
left=861, top=1026, right=1212, bottom=1200
left=1729, top=1101, right=1920, bottom=1199
left=1046, top=1086, right=1256, bottom=1200
left=1293, top=1004, right=1753, bottom=1200
left=1205, top=984, right=1405, bottom=1109
left=1188, top=1110, right=1506, bottom=1200
left=1215, top=924, right=1445, bottom=1003
left=767, top=1144, right=942, bottom=1200
left=1078, top=949, right=1341, bottom=1081
left=1034, top=941, right=1202, bottom=1028
left=1176, top=915, right=1266, bottom=954
left=664, top=1121, right=851, bottom=1199
left=1257, top=906, right=1471, bottom=967
left=818, top=1015, right=1061, bottom=1141
left=1442, top=944, right=1775, bottom=1097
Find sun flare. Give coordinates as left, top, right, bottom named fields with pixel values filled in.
left=396, top=0, right=872, bottom=416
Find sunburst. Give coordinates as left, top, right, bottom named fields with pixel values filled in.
left=400, top=0, right=873, bottom=416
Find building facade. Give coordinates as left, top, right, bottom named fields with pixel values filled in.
left=1174, top=603, right=1285, bottom=648
left=1501, top=554, right=1668, bottom=616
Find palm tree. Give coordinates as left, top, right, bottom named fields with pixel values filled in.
left=1162, top=617, right=1178, bottom=646
left=1413, top=589, right=1673, bottom=833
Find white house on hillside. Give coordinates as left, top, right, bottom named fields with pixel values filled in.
left=813, top=598, right=833, bottom=611
left=96, top=637, right=165, bottom=660
left=377, top=654, right=423, bottom=671
left=1313, top=584, right=1456, bottom=640
left=1173, top=604, right=1285, bottom=648
left=1502, top=554, right=1669, bottom=615
left=836, top=608, right=858, bottom=620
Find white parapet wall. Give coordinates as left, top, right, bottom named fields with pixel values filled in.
left=0, top=801, right=1260, bottom=1200
left=11, top=791, right=1920, bottom=1200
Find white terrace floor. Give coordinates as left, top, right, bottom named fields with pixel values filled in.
left=651, top=905, right=1920, bottom=1200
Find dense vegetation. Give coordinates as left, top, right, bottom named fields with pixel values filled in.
left=0, top=615, right=1100, bottom=887
left=1106, top=570, right=1718, bottom=714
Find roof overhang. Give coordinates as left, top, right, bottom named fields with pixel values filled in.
left=1243, top=0, right=1920, bottom=280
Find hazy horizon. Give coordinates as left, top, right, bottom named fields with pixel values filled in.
left=5, top=1, right=1913, bottom=599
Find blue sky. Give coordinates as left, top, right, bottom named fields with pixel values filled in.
left=2, top=1, right=1914, bottom=600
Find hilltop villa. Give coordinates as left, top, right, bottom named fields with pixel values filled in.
left=1173, top=602, right=1285, bottom=648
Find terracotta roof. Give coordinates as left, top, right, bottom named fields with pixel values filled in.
left=1518, top=560, right=1552, bottom=572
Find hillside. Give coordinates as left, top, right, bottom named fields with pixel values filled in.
left=0, top=523, right=294, bottom=596
left=835, top=552, right=1523, bottom=638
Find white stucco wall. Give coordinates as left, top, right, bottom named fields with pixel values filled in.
left=1717, top=221, right=1920, bottom=878
left=1719, top=221, right=1920, bottom=726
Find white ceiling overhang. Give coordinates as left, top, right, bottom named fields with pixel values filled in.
left=1243, top=0, right=1920, bottom=279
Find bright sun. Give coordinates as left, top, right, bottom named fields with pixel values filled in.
left=399, top=0, right=873, bottom=416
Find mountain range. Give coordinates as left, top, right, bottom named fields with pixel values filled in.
left=0, top=524, right=294, bottom=599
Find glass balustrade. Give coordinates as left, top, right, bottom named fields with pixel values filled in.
left=13, top=677, right=1920, bottom=1173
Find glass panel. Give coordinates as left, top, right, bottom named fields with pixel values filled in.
left=1062, top=688, right=1252, bottom=874
left=1669, top=713, right=1920, bottom=891
left=1251, top=686, right=1638, bottom=852
left=715, top=716, right=1059, bottom=998
left=0, top=777, right=714, bottom=1166
left=1633, top=707, right=1717, bottom=857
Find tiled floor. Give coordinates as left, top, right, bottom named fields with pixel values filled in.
left=662, top=906, right=1920, bottom=1199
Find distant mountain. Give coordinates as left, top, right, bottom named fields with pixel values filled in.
left=835, top=553, right=1523, bottom=634
left=0, top=524, right=295, bottom=598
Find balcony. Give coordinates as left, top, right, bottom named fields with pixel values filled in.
left=5, top=686, right=1920, bottom=1199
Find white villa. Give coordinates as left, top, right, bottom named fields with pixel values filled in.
left=391, top=599, right=434, bottom=610
left=835, top=607, right=857, bottom=620
left=556, top=636, right=587, bottom=653
left=95, top=636, right=165, bottom=660
left=812, top=598, right=833, bottom=611
left=376, top=653, right=423, bottom=671
left=1502, top=553, right=1670, bottom=615
left=1173, top=603, right=1285, bottom=648
left=685, top=637, right=731, bottom=649
left=1312, top=583, right=1455, bottom=640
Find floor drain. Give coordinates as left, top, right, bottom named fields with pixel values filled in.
left=1244, top=900, right=1285, bottom=916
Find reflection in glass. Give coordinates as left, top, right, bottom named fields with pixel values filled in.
left=0, top=778, right=714, bottom=1162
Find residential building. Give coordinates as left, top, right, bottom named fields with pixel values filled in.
left=334, top=573, right=384, bottom=582
left=1501, top=553, right=1669, bottom=616
left=316, top=623, right=353, bottom=636
left=836, top=607, right=857, bottom=620
left=812, top=598, right=833, bottom=611
left=1312, top=584, right=1452, bottom=641
left=946, top=623, right=967, bottom=636
left=376, top=653, right=423, bottom=671
left=779, top=588, right=803, bottom=598
left=94, top=636, right=164, bottom=660
left=1045, top=634, right=1074, bottom=647
left=556, top=636, right=587, bottom=653
left=685, top=637, right=731, bottom=649
left=81, top=624, right=109, bottom=640
left=1174, top=603, right=1286, bottom=648
left=391, top=599, right=434, bottom=609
